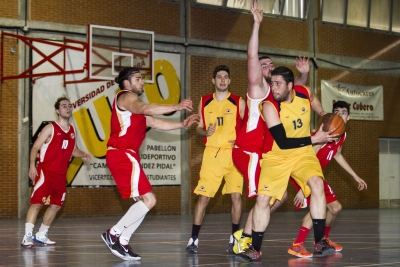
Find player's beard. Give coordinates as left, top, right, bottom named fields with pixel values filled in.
left=273, top=88, right=290, bottom=102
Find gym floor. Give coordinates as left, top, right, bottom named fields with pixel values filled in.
left=1, top=208, right=399, bottom=267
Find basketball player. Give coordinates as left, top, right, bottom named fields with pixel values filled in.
left=231, top=0, right=312, bottom=254
left=186, top=65, right=245, bottom=253
left=287, top=100, right=368, bottom=258
left=22, top=96, right=91, bottom=248
left=102, top=67, right=199, bottom=261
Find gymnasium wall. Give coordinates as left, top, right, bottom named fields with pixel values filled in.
left=1, top=0, right=400, bottom=218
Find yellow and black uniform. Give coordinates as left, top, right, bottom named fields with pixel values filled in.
left=194, top=93, right=243, bottom=197
left=258, top=85, right=323, bottom=200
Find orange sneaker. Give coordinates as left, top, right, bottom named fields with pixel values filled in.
left=288, top=242, right=313, bottom=258
left=326, top=238, right=343, bottom=251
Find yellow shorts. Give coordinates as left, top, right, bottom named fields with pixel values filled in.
left=258, top=146, right=323, bottom=201
left=194, top=146, right=243, bottom=197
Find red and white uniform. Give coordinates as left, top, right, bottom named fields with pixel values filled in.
left=291, top=132, right=347, bottom=208
left=30, top=121, right=76, bottom=206
left=232, top=87, right=274, bottom=197
left=106, top=89, right=152, bottom=199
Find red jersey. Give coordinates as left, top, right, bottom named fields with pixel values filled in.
left=235, top=89, right=270, bottom=153
left=38, top=121, right=76, bottom=175
left=107, top=89, right=147, bottom=152
left=315, top=132, right=346, bottom=169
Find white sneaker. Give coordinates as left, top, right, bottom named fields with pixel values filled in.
left=33, top=231, right=56, bottom=246
left=227, top=234, right=235, bottom=253
left=21, top=233, right=34, bottom=248
left=185, top=237, right=199, bottom=253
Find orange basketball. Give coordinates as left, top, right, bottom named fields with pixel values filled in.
left=319, top=113, right=345, bottom=136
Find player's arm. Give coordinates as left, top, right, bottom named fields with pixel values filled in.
left=196, top=99, right=216, bottom=137
left=72, top=147, right=91, bottom=163
left=306, top=86, right=325, bottom=117
left=263, top=102, right=313, bottom=149
left=28, top=124, right=53, bottom=181
left=247, top=0, right=268, bottom=99
left=146, top=114, right=200, bottom=131
left=334, top=148, right=367, bottom=191
left=239, top=97, right=245, bottom=119
left=120, top=93, right=193, bottom=116
left=294, top=56, right=310, bottom=86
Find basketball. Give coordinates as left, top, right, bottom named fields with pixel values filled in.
left=319, top=113, right=345, bottom=136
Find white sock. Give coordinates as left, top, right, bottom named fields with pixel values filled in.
left=113, top=201, right=149, bottom=244
left=119, top=214, right=146, bottom=245
left=38, top=223, right=50, bottom=233
left=25, top=223, right=34, bottom=236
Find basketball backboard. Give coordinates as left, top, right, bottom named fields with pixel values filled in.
left=88, top=25, right=154, bottom=83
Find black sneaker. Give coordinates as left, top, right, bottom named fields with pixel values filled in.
left=314, top=237, right=336, bottom=257
left=101, top=229, right=126, bottom=260
left=118, top=243, right=141, bottom=260
left=235, top=244, right=261, bottom=262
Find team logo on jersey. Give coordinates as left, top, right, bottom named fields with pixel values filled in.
left=302, top=107, right=306, bottom=112
left=263, top=185, right=268, bottom=190
left=199, top=186, right=205, bottom=191
left=42, top=197, right=47, bottom=204
left=70, top=133, right=75, bottom=139
left=226, top=109, right=231, bottom=114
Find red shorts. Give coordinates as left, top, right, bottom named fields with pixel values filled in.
left=106, top=149, right=152, bottom=199
left=30, top=167, right=66, bottom=206
left=290, top=177, right=337, bottom=209
left=232, top=147, right=261, bottom=198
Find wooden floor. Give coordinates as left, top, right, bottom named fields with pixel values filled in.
left=1, top=208, right=399, bottom=267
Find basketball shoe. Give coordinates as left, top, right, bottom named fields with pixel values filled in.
left=326, top=238, right=343, bottom=251
left=21, top=233, right=34, bottom=248
left=313, top=237, right=335, bottom=257
left=118, top=242, right=141, bottom=260
left=101, top=229, right=126, bottom=260
left=33, top=231, right=56, bottom=246
left=226, top=235, right=235, bottom=253
left=235, top=244, right=261, bottom=262
left=186, top=237, right=198, bottom=253
left=288, top=242, right=312, bottom=258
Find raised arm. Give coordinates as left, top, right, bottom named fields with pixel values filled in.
left=334, top=148, right=367, bottom=191
left=248, top=0, right=268, bottom=99
left=146, top=114, right=200, bottom=131
left=120, top=92, right=193, bottom=116
left=294, top=56, right=310, bottom=86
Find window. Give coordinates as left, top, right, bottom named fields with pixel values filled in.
left=321, top=0, right=400, bottom=34
left=194, top=0, right=310, bottom=19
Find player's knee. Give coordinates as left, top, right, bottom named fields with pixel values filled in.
left=30, top=204, right=44, bottom=211
left=142, top=192, right=157, bottom=209
left=231, top=192, right=242, bottom=203
left=328, top=201, right=342, bottom=215
left=49, top=204, right=62, bottom=212
left=256, top=194, right=271, bottom=209
left=308, top=176, right=324, bottom=192
left=198, top=195, right=210, bottom=206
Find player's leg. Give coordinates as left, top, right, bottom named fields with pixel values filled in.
left=102, top=149, right=152, bottom=260
left=188, top=147, right=222, bottom=253
left=324, top=181, right=343, bottom=251
left=32, top=204, right=61, bottom=246
left=22, top=204, right=43, bottom=247
left=292, top=149, right=335, bottom=257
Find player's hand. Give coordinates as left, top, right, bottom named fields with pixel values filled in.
left=82, top=152, right=91, bottom=163
left=206, top=122, right=217, bottom=136
left=228, top=140, right=235, bottom=148
left=355, top=176, right=367, bottom=191
left=182, top=114, right=200, bottom=128
left=312, top=124, right=340, bottom=144
left=293, top=190, right=305, bottom=208
left=28, top=166, right=37, bottom=182
left=295, top=56, right=310, bottom=74
left=175, top=99, right=193, bottom=112
left=251, top=0, right=263, bottom=24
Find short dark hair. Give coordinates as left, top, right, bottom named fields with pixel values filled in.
left=114, top=67, right=141, bottom=89
left=259, top=55, right=271, bottom=61
left=213, top=65, right=230, bottom=79
left=333, top=100, right=350, bottom=114
left=271, top=66, right=294, bottom=86
left=54, top=96, right=70, bottom=110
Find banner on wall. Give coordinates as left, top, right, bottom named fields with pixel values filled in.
left=321, top=80, right=383, bottom=121
left=32, top=42, right=183, bottom=186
